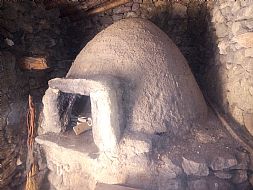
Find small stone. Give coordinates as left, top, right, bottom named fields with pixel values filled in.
left=235, top=5, right=253, bottom=21
left=233, top=49, right=245, bottom=64
left=231, top=22, right=241, bottom=36
left=221, top=7, right=233, bottom=19
left=132, top=3, right=140, bottom=11
left=158, top=155, right=182, bottom=179
left=240, top=0, right=253, bottom=7
left=232, top=170, right=248, bottom=184
left=215, top=23, right=228, bottom=38
left=172, top=3, right=187, bottom=18
left=214, top=171, right=232, bottom=179
left=187, top=179, right=208, bottom=190
left=99, top=16, right=113, bottom=26
left=219, top=1, right=231, bottom=9
left=182, top=157, right=209, bottom=176
left=244, top=20, right=253, bottom=30
left=212, top=8, right=225, bottom=23
left=125, top=12, right=138, bottom=18
left=154, top=0, right=168, bottom=8
left=245, top=48, right=253, bottom=58
left=218, top=41, right=229, bottom=55
left=142, top=0, right=152, bottom=3
left=232, top=32, right=253, bottom=48
left=210, top=156, right=237, bottom=171
left=16, top=156, right=22, bottom=166
left=113, top=6, right=131, bottom=14
left=112, top=14, right=123, bottom=21
left=4, top=38, right=14, bottom=46
left=231, top=1, right=241, bottom=14
left=232, top=150, right=250, bottom=170
left=195, top=130, right=216, bottom=144
left=121, top=133, right=152, bottom=155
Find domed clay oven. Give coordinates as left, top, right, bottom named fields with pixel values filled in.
left=37, top=18, right=208, bottom=189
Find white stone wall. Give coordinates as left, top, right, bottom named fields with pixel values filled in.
left=208, top=0, right=253, bottom=135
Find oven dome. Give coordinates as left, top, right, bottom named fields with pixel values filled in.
left=66, top=18, right=207, bottom=135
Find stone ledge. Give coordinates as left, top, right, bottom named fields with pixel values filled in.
left=35, top=131, right=99, bottom=155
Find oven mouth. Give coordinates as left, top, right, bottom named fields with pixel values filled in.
left=59, top=93, right=92, bottom=135
left=41, top=77, right=122, bottom=151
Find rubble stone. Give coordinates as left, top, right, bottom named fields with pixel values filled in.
left=172, top=3, right=187, bottom=18
left=215, top=23, right=228, bottom=38
left=132, top=3, right=140, bottom=11
left=182, top=157, right=209, bottom=176
left=232, top=32, right=253, bottom=48
left=112, top=14, right=123, bottom=21
left=214, top=171, right=232, bottom=179
left=232, top=170, right=248, bottom=184
left=158, top=156, right=183, bottom=179
left=113, top=6, right=132, bottom=14
left=245, top=48, right=253, bottom=58
left=210, top=156, right=238, bottom=171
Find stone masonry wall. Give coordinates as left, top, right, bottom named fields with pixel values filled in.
left=206, top=0, right=253, bottom=135
left=0, top=1, right=70, bottom=189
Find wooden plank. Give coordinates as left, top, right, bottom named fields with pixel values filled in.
left=88, top=0, right=131, bottom=15
left=19, top=56, right=48, bottom=70
left=95, top=183, right=141, bottom=190
left=73, top=122, right=92, bottom=135
left=44, top=0, right=109, bottom=11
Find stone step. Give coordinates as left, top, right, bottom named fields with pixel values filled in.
left=95, top=183, right=141, bottom=190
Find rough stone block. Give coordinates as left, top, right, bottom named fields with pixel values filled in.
left=158, top=156, right=182, bottom=179
left=214, top=171, right=232, bottom=179
left=172, top=3, right=187, bottom=18
left=245, top=48, right=253, bottom=57
left=182, top=157, right=209, bottom=176
left=232, top=32, right=253, bottom=48
left=210, top=156, right=237, bottom=171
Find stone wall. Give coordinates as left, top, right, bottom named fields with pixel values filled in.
left=206, top=0, right=253, bottom=135
left=0, top=1, right=71, bottom=188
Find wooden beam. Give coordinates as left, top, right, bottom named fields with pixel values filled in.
left=87, top=0, right=132, bottom=15
left=19, top=56, right=48, bottom=70
left=44, top=0, right=109, bottom=11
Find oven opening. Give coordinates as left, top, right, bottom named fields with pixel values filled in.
left=60, top=92, right=92, bottom=135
